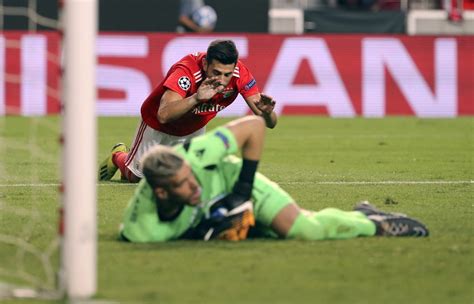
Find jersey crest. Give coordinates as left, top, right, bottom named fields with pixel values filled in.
left=222, top=88, right=235, bottom=98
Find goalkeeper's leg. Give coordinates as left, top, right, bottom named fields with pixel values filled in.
left=252, top=176, right=376, bottom=240
left=287, top=208, right=376, bottom=240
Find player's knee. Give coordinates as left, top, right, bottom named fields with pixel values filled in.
left=270, top=203, right=300, bottom=237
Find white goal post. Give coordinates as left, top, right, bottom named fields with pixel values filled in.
left=0, top=0, right=97, bottom=300
left=61, top=0, right=97, bottom=299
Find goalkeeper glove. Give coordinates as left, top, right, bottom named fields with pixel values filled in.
left=197, top=157, right=259, bottom=241
left=190, top=182, right=256, bottom=241
left=206, top=193, right=255, bottom=241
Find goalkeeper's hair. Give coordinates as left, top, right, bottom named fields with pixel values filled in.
left=141, top=145, right=184, bottom=189
left=206, top=39, right=238, bottom=65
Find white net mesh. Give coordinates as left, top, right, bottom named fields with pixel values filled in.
left=0, top=0, right=63, bottom=299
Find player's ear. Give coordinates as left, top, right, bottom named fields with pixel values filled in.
left=202, top=58, right=208, bottom=71
left=154, top=187, right=168, bottom=200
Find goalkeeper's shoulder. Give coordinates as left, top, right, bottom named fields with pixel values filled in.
left=176, top=126, right=239, bottom=164
left=205, top=126, right=239, bottom=154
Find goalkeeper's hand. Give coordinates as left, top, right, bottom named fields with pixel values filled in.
left=192, top=192, right=255, bottom=241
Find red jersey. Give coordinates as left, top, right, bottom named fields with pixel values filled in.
left=141, top=52, right=260, bottom=136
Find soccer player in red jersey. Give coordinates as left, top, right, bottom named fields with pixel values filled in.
left=99, top=39, right=277, bottom=183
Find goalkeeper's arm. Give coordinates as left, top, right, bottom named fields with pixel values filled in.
left=222, top=115, right=266, bottom=204
left=186, top=116, right=266, bottom=241
left=224, top=115, right=266, bottom=163
left=208, top=116, right=266, bottom=240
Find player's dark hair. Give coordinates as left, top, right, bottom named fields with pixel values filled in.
left=206, top=40, right=239, bottom=65
left=141, top=146, right=184, bottom=190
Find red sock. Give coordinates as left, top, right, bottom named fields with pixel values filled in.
left=113, top=151, right=140, bottom=183
left=112, top=151, right=130, bottom=179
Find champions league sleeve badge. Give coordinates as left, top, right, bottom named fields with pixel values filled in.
left=178, top=76, right=191, bottom=91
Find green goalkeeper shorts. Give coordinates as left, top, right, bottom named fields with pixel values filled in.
left=252, top=172, right=294, bottom=228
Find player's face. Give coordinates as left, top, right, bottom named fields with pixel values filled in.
left=203, top=59, right=235, bottom=87
left=166, top=162, right=202, bottom=206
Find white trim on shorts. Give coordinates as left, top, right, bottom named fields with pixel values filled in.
left=125, top=120, right=205, bottom=178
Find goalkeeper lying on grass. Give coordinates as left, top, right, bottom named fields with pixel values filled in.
left=120, top=116, right=429, bottom=242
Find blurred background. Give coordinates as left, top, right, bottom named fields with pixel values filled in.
left=1, top=0, right=473, bottom=33
left=0, top=0, right=472, bottom=117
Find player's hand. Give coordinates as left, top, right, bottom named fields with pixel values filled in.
left=196, top=77, right=225, bottom=102
left=255, top=93, right=275, bottom=115
left=188, top=191, right=255, bottom=241
left=206, top=196, right=255, bottom=241
left=213, top=203, right=255, bottom=241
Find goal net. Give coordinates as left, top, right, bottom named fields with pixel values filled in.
left=0, top=0, right=97, bottom=300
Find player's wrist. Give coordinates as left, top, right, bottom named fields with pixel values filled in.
left=232, top=158, right=259, bottom=200
left=188, top=94, right=199, bottom=106
left=232, top=181, right=253, bottom=201
left=191, top=93, right=208, bottom=104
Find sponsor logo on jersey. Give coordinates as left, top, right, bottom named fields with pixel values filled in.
left=244, top=79, right=256, bottom=91
left=178, top=76, right=191, bottom=91
left=192, top=103, right=227, bottom=114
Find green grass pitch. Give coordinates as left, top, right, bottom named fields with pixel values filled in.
left=0, top=116, right=472, bottom=303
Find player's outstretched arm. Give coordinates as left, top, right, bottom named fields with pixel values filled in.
left=244, top=93, right=278, bottom=129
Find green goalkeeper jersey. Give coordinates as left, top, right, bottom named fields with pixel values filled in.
left=121, top=127, right=240, bottom=242
left=120, top=126, right=293, bottom=242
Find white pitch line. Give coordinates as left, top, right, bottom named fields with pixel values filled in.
left=0, top=180, right=472, bottom=188
left=280, top=180, right=474, bottom=185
